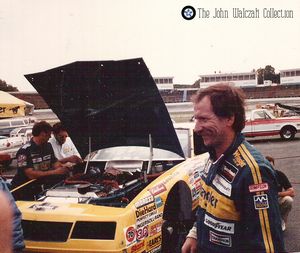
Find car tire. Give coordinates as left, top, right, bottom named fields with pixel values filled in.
left=280, top=126, right=296, bottom=140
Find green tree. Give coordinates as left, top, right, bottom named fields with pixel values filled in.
left=256, top=65, right=279, bottom=84
left=256, top=68, right=265, bottom=84
left=0, top=79, right=18, bottom=91
left=264, top=65, right=275, bottom=81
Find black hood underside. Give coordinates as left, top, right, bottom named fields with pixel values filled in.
left=25, top=58, right=184, bottom=159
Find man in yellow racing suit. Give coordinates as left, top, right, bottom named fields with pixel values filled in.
left=182, top=83, right=284, bottom=253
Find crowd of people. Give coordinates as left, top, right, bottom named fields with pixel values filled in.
left=0, top=83, right=296, bottom=252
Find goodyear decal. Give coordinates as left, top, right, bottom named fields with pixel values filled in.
left=204, top=214, right=235, bottom=234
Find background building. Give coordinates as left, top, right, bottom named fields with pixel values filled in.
left=280, top=68, right=300, bottom=85
left=199, top=71, right=257, bottom=88
left=154, top=76, right=174, bottom=90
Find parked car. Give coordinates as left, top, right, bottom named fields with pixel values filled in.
left=243, top=109, right=300, bottom=140
left=10, top=126, right=33, bottom=141
left=0, top=135, right=27, bottom=164
left=0, top=117, right=36, bottom=136
left=0, top=135, right=26, bottom=151
left=13, top=58, right=206, bottom=253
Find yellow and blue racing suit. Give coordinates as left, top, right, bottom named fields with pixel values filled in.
left=195, top=133, right=285, bottom=252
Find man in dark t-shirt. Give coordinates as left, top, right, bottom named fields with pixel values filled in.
left=266, top=155, right=295, bottom=231
left=11, top=121, right=71, bottom=200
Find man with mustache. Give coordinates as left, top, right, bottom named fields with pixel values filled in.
left=182, top=83, right=284, bottom=253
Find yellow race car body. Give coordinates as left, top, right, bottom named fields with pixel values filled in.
left=14, top=58, right=208, bottom=252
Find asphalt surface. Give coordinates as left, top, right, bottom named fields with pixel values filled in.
left=247, top=134, right=300, bottom=253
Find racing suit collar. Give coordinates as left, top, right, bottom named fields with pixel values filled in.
left=207, top=133, right=244, bottom=184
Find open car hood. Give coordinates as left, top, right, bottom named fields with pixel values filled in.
left=25, top=58, right=184, bottom=159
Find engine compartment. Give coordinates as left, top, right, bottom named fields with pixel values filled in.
left=33, top=159, right=180, bottom=207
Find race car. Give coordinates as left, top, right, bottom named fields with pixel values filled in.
left=13, top=58, right=207, bottom=253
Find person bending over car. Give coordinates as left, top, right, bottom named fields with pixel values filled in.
left=49, top=122, right=82, bottom=168
left=10, top=121, right=71, bottom=200
left=181, top=83, right=284, bottom=253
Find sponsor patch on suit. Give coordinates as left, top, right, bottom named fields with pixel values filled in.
left=253, top=194, right=269, bottom=209
left=220, top=164, right=238, bottom=183
left=209, top=230, right=232, bottom=247
left=212, top=174, right=232, bottom=197
left=204, top=214, right=235, bottom=234
left=249, top=182, right=269, bottom=193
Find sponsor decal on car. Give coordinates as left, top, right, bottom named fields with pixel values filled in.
left=253, top=194, right=269, bottom=209
left=135, top=195, right=154, bottom=209
left=28, top=202, right=58, bottom=211
left=136, top=226, right=148, bottom=241
left=131, top=241, right=145, bottom=253
left=136, top=210, right=163, bottom=229
left=148, top=183, right=167, bottom=196
left=136, top=203, right=157, bottom=218
left=204, top=214, right=235, bottom=234
left=124, top=225, right=136, bottom=247
left=149, top=222, right=162, bottom=236
left=148, top=246, right=161, bottom=253
left=155, top=197, right=163, bottom=208
left=209, top=230, right=232, bottom=247
left=146, top=235, right=162, bottom=251
left=249, top=182, right=269, bottom=193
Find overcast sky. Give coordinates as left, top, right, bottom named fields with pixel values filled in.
left=1, top=0, right=300, bottom=91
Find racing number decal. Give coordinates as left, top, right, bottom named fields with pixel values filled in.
left=136, top=226, right=148, bottom=240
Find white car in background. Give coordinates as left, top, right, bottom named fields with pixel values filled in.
left=0, top=135, right=26, bottom=151
left=10, top=126, right=33, bottom=141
